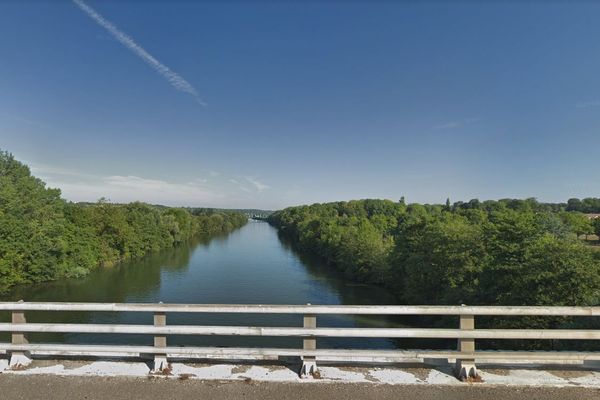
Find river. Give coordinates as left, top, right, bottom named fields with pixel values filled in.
left=1, top=221, right=404, bottom=350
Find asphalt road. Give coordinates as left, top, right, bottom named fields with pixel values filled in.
left=1, top=375, right=599, bottom=400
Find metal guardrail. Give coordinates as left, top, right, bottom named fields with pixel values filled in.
left=1, top=302, right=600, bottom=379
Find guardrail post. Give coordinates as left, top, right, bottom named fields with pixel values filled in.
left=9, top=300, right=31, bottom=368
left=300, top=303, right=317, bottom=378
left=152, top=303, right=169, bottom=373
left=455, top=306, right=478, bottom=381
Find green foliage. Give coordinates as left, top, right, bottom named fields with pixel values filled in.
left=0, top=151, right=247, bottom=293
left=592, top=218, right=600, bottom=238
left=395, top=212, right=487, bottom=305
left=512, top=235, right=600, bottom=306
left=566, top=198, right=600, bottom=213
left=559, top=212, right=594, bottom=238
left=270, top=200, right=402, bottom=284
left=270, top=198, right=600, bottom=310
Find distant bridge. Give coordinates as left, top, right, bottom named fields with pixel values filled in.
left=2, top=302, right=600, bottom=380
left=248, top=213, right=271, bottom=220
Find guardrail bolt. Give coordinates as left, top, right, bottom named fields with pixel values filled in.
left=9, top=300, right=32, bottom=369
left=300, top=303, right=318, bottom=378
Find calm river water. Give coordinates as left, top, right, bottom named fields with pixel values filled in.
left=1, top=221, right=404, bottom=350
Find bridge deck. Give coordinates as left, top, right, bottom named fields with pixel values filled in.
left=1, top=359, right=600, bottom=400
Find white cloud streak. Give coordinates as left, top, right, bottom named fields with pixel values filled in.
left=433, top=121, right=460, bottom=130
left=229, top=177, right=269, bottom=192
left=29, top=163, right=272, bottom=207
left=433, top=117, right=480, bottom=130
left=244, top=177, right=269, bottom=192
left=39, top=171, right=225, bottom=206
left=2, top=113, right=48, bottom=129
left=72, top=0, right=205, bottom=105
left=576, top=100, right=600, bottom=109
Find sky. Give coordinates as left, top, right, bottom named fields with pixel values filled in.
left=1, top=1, right=599, bottom=210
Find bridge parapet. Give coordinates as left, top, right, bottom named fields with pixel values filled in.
left=1, top=302, right=600, bottom=380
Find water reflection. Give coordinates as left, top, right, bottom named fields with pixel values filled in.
left=0, top=222, right=418, bottom=350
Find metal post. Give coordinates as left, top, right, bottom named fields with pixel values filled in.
left=152, top=304, right=168, bottom=373
left=455, top=307, right=477, bottom=381
left=300, top=303, right=317, bottom=378
left=10, top=300, right=31, bottom=368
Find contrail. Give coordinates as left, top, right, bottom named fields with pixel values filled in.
left=73, top=0, right=205, bottom=105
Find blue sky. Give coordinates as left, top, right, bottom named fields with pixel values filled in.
left=1, top=1, right=599, bottom=209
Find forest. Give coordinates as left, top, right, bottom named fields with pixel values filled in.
left=565, top=198, right=600, bottom=213
left=269, top=198, right=600, bottom=308
left=0, top=151, right=247, bottom=293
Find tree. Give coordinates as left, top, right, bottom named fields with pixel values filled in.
left=560, top=212, right=594, bottom=239
left=270, top=197, right=600, bottom=314
left=336, top=218, right=392, bottom=283
left=566, top=198, right=583, bottom=212
left=0, top=151, right=71, bottom=288
left=0, top=149, right=248, bottom=293
left=444, top=198, right=451, bottom=211
left=397, top=213, right=487, bottom=305
left=593, top=218, right=600, bottom=238
left=566, top=198, right=600, bottom=213
left=515, top=235, right=600, bottom=305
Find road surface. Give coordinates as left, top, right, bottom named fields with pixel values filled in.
left=1, top=374, right=599, bottom=400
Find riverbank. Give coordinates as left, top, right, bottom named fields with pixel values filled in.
left=268, top=200, right=600, bottom=312
left=0, top=150, right=249, bottom=294
left=1, top=222, right=399, bottom=350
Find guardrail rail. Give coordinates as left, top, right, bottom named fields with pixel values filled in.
left=1, top=302, right=600, bottom=380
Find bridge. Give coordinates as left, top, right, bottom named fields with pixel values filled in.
left=2, top=301, right=600, bottom=383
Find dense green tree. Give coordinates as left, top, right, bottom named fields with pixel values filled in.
left=512, top=235, right=600, bottom=306
left=335, top=218, right=393, bottom=283
left=566, top=198, right=600, bottom=213
left=269, top=197, right=600, bottom=315
left=559, top=212, right=594, bottom=239
left=0, top=151, right=247, bottom=293
left=1, top=151, right=75, bottom=288
left=396, top=212, right=487, bottom=304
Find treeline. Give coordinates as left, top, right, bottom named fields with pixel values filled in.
left=0, top=151, right=247, bottom=293
left=269, top=198, right=600, bottom=308
left=452, top=197, right=600, bottom=214
left=566, top=198, right=600, bottom=213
